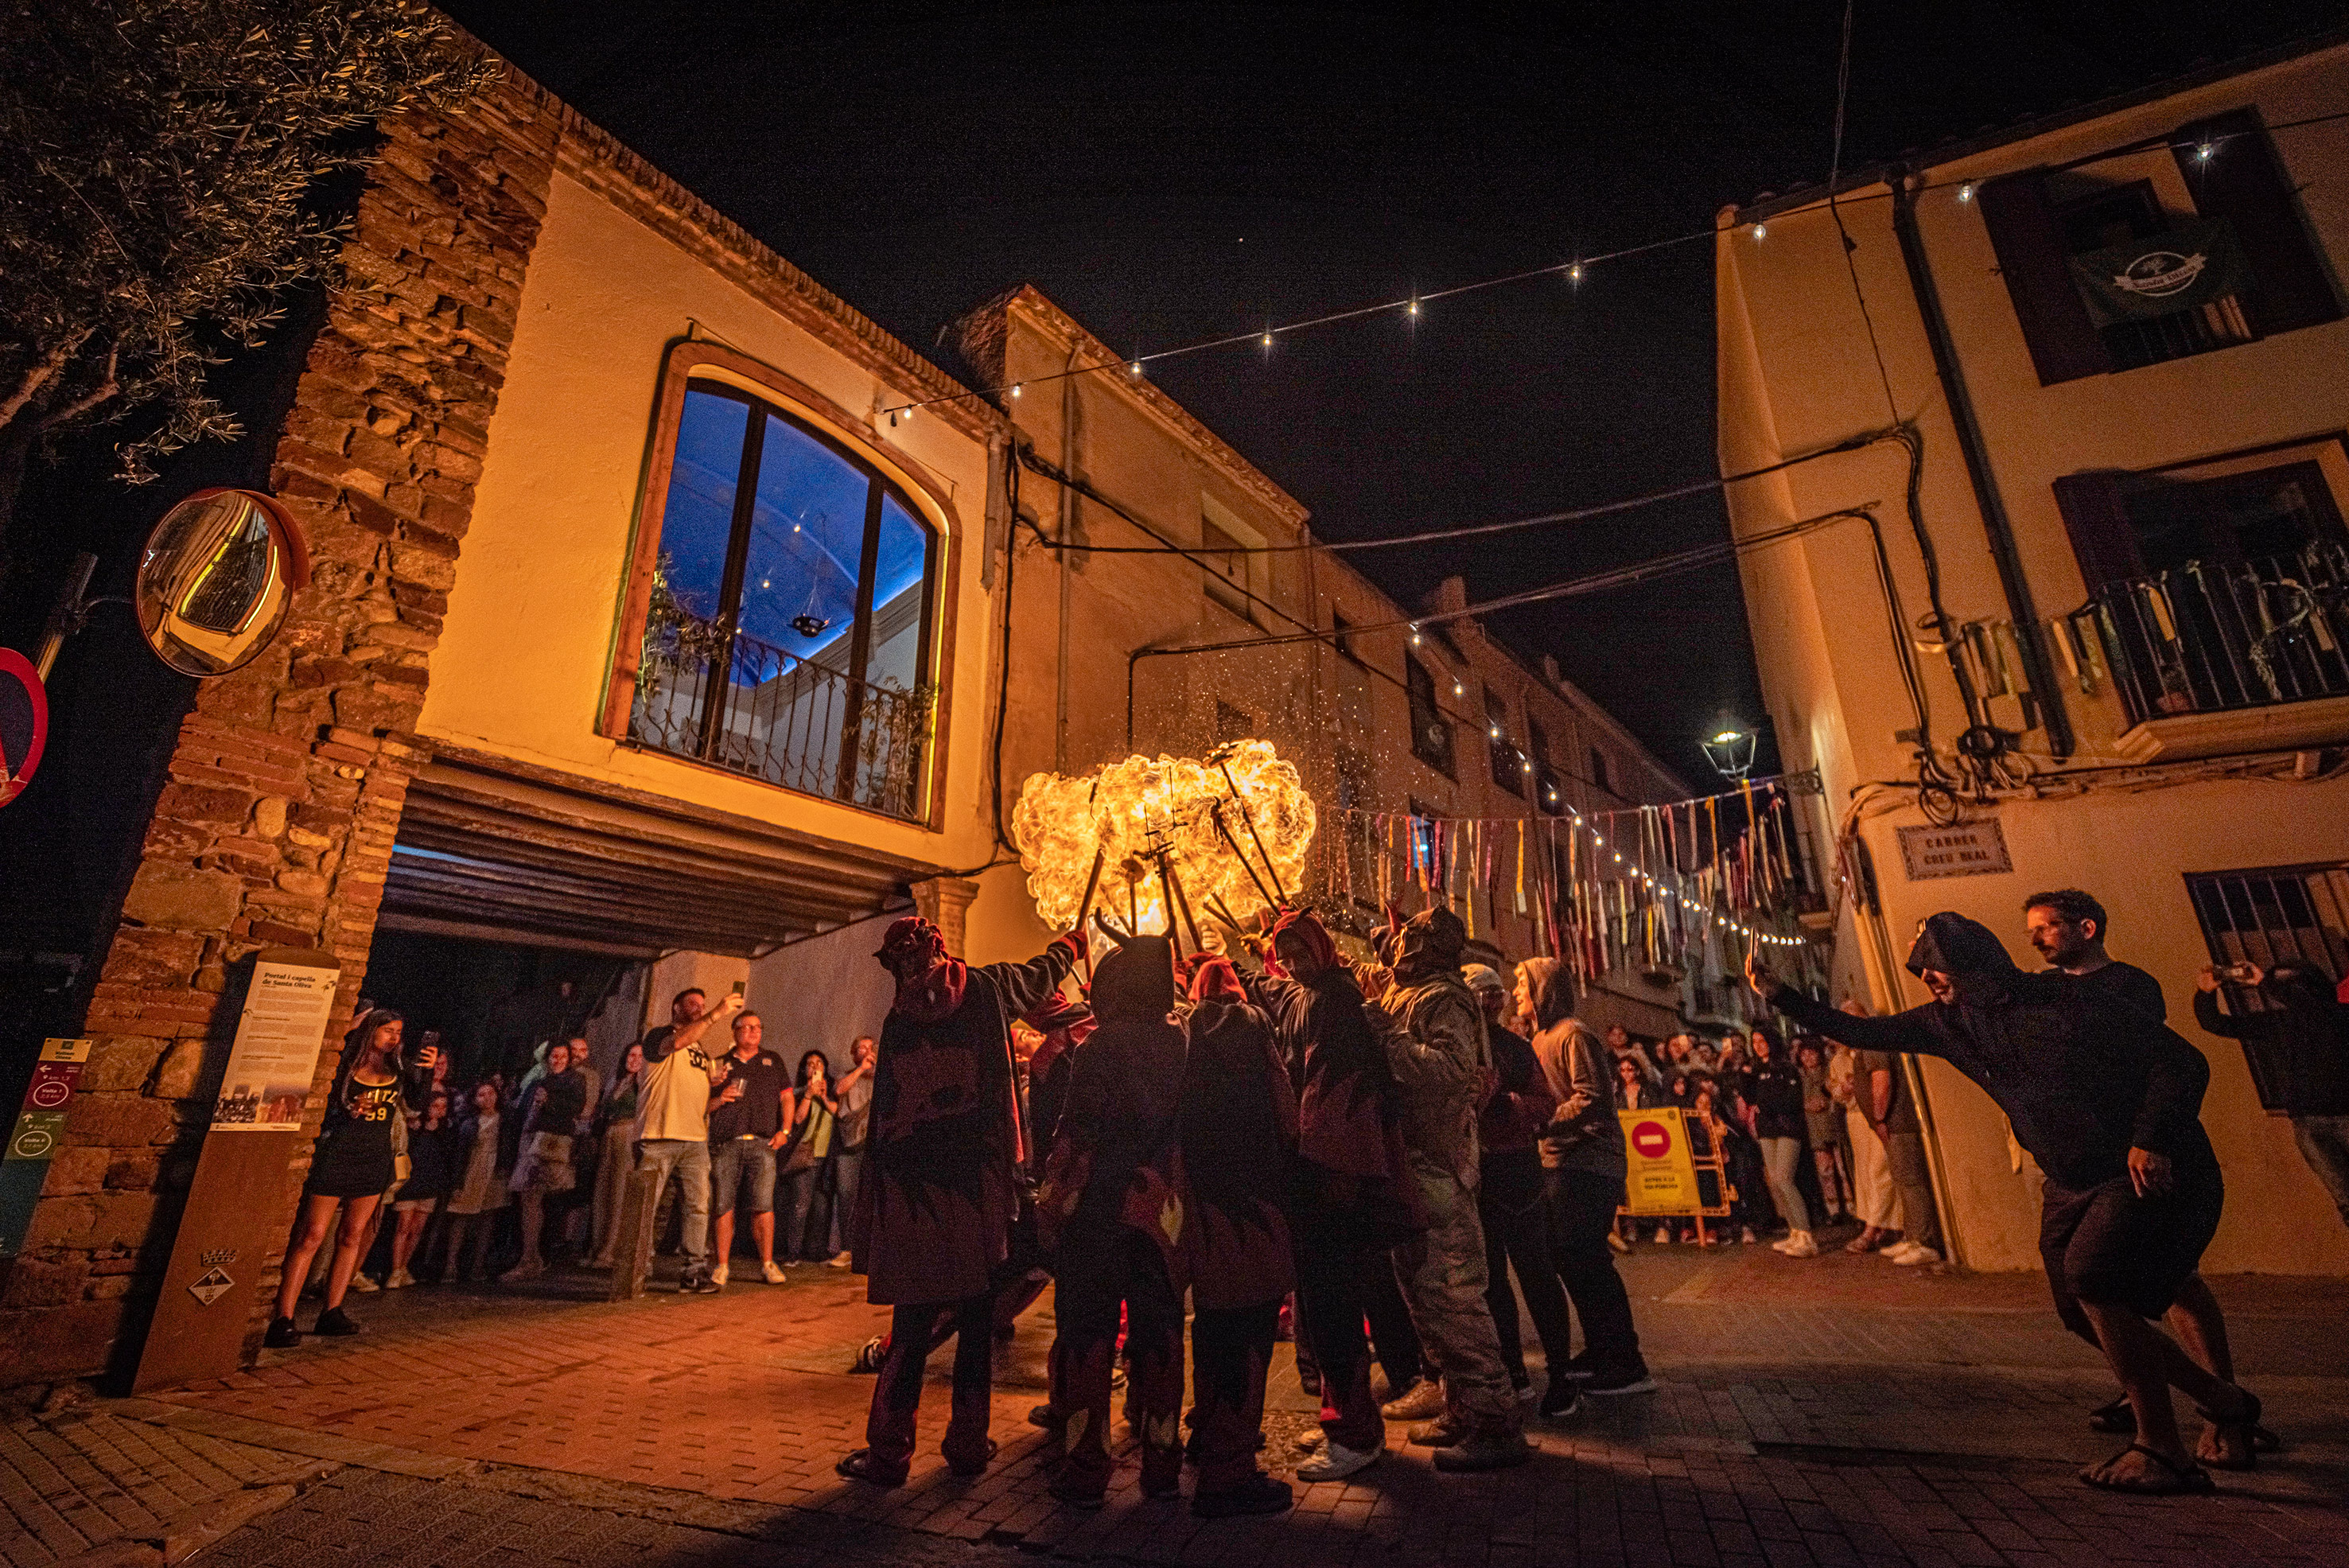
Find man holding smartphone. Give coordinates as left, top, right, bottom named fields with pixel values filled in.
left=632, top=985, right=745, bottom=1293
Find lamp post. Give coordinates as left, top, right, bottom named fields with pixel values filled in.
left=1701, top=727, right=1756, bottom=780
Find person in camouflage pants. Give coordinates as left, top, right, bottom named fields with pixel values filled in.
left=1357, top=907, right=1530, bottom=1472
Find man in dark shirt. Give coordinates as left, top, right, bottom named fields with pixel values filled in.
left=707, top=1012, right=792, bottom=1286
left=2024, top=889, right=2261, bottom=1460
left=2195, top=959, right=2349, bottom=1228
left=641, top=987, right=708, bottom=1062
left=1750, top=914, right=2262, bottom=1496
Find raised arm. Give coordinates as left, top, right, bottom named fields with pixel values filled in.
left=986, top=932, right=1086, bottom=1019
left=1750, top=955, right=1946, bottom=1056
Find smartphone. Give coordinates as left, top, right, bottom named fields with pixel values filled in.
left=2224, top=963, right=2259, bottom=983
left=407, top=1028, right=441, bottom=1067
left=730, top=979, right=747, bottom=998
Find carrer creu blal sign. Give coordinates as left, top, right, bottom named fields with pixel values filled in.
left=1895, top=819, right=2013, bottom=881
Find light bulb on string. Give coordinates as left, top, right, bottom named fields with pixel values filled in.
left=2197, top=142, right=2215, bottom=161
left=1407, top=298, right=1421, bottom=317
left=1957, top=182, right=1976, bottom=203
left=1261, top=332, right=1274, bottom=348
left=1130, top=362, right=1142, bottom=375
left=1751, top=224, right=1767, bottom=241
left=1569, top=263, right=1583, bottom=283
left=1011, top=383, right=1023, bottom=399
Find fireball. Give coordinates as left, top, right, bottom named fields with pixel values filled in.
left=1013, top=741, right=1316, bottom=933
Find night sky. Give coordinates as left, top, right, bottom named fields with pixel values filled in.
left=448, top=1, right=2344, bottom=784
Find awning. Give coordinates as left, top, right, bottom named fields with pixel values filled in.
left=383, top=743, right=934, bottom=957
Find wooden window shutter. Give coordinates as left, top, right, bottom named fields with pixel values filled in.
left=2174, top=107, right=2343, bottom=339
left=1978, top=169, right=2111, bottom=385
left=2051, top=473, right=2145, bottom=592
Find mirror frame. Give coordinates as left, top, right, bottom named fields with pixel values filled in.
left=134, top=488, right=313, bottom=679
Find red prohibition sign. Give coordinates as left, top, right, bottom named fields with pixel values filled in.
left=0, top=647, right=49, bottom=808
left=1630, top=1120, right=1672, bottom=1160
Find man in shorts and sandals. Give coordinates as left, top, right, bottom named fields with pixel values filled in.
left=1748, top=913, right=2268, bottom=1496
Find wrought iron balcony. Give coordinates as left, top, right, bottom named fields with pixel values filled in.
left=2090, top=544, right=2349, bottom=726
left=628, top=623, right=931, bottom=822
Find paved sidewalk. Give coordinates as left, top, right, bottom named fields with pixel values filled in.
left=6, top=1247, right=2343, bottom=1568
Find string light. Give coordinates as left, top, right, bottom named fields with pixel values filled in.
left=1011, top=383, right=1023, bottom=398
left=1407, top=298, right=1421, bottom=317
left=1956, top=181, right=1976, bottom=203
left=1751, top=223, right=1767, bottom=240
left=2197, top=142, right=2215, bottom=161
left=1130, top=362, right=1142, bottom=375
left=1569, top=263, right=1583, bottom=282
left=1261, top=332, right=1274, bottom=347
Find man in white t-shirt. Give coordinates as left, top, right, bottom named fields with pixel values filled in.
left=633, top=989, right=744, bottom=1292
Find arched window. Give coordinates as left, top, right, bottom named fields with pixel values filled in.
left=627, top=377, right=940, bottom=820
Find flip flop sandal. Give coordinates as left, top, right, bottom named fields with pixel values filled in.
left=947, top=1438, right=1000, bottom=1477
left=2192, top=1387, right=2263, bottom=1472
left=834, top=1448, right=908, bottom=1488
left=2079, top=1443, right=2215, bottom=1496
left=2087, top=1395, right=2136, bottom=1434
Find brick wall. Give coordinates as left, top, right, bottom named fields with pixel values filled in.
left=0, top=68, right=555, bottom=1387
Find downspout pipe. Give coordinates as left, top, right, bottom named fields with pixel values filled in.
left=1887, top=167, right=2075, bottom=761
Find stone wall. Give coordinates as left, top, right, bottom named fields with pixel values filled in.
left=0, top=68, right=554, bottom=1387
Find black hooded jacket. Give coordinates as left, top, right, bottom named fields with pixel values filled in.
left=1057, top=935, right=1188, bottom=1228
left=1766, top=913, right=2213, bottom=1190
left=2194, top=970, right=2349, bottom=1115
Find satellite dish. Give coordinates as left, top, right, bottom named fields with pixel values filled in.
left=134, top=489, right=310, bottom=677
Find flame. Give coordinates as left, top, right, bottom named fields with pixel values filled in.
left=1012, top=740, right=1317, bottom=933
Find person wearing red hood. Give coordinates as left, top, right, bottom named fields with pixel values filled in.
left=1751, top=912, right=2261, bottom=1497
left=1245, top=909, right=1420, bottom=1483
left=834, top=915, right=1083, bottom=1488
left=1034, top=929, right=1190, bottom=1507
left=1180, top=955, right=1299, bottom=1518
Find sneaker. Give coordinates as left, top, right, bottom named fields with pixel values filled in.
left=1779, top=1231, right=1819, bottom=1259
left=1880, top=1240, right=1923, bottom=1262
left=762, top=1260, right=787, bottom=1285
left=1295, top=1440, right=1380, bottom=1482
left=1540, top=1380, right=1583, bottom=1421
left=1432, top=1430, right=1531, bottom=1473
left=1291, top=1428, right=1328, bottom=1456
left=1406, top=1414, right=1467, bottom=1448
left=827, top=1251, right=854, bottom=1268
left=1608, top=1230, right=1631, bottom=1255
left=347, top=1272, right=381, bottom=1293
left=1193, top=1473, right=1293, bottom=1518
left=680, top=1270, right=721, bottom=1294
left=1739, top=1226, right=1758, bottom=1245
left=1892, top=1244, right=1941, bottom=1266
left=1582, top=1366, right=1658, bottom=1397
left=1652, top=1226, right=1671, bottom=1245
left=1381, top=1379, right=1446, bottom=1421
left=385, top=1267, right=415, bottom=1289
left=313, top=1306, right=360, bottom=1336
left=710, top=1262, right=729, bottom=1287
left=263, top=1315, right=301, bottom=1349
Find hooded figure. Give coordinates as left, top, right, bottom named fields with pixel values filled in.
left=837, top=916, right=1082, bottom=1489
left=2193, top=959, right=2349, bottom=1231
left=1355, top=905, right=1529, bottom=1469
left=1755, top=912, right=2248, bottom=1495
left=1177, top=955, right=1301, bottom=1516
left=1037, top=931, right=1191, bottom=1507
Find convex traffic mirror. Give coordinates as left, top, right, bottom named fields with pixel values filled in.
left=134, top=488, right=311, bottom=677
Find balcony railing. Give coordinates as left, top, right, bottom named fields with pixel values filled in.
left=629, top=624, right=931, bottom=822
left=2091, top=543, right=2349, bottom=725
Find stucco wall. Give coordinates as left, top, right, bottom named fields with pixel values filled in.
left=418, top=170, right=1001, bottom=877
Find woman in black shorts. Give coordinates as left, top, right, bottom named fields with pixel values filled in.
left=266, top=1008, right=435, bottom=1346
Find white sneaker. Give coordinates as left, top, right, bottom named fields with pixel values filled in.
left=385, top=1267, right=415, bottom=1289
left=1295, top=1440, right=1379, bottom=1482
left=1291, top=1429, right=1328, bottom=1456
left=827, top=1251, right=854, bottom=1269
left=1779, top=1231, right=1819, bottom=1258
left=1739, top=1227, right=1758, bottom=1245
left=347, top=1272, right=380, bottom=1293
left=761, top=1260, right=787, bottom=1284
left=1892, top=1244, right=1941, bottom=1266
left=1652, top=1227, right=1671, bottom=1245
left=710, top=1262, right=729, bottom=1286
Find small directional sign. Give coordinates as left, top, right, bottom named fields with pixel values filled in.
left=187, top=1266, right=235, bottom=1307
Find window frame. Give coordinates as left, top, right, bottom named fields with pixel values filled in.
left=1406, top=654, right=1455, bottom=778
left=607, top=340, right=965, bottom=831
left=1200, top=492, right=1263, bottom=624
left=1486, top=688, right=1523, bottom=796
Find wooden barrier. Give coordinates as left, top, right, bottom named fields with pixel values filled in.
left=608, top=1169, right=659, bottom=1301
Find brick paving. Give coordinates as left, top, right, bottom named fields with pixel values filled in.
left=6, top=1248, right=2343, bottom=1567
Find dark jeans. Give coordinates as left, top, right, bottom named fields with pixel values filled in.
left=1052, top=1228, right=1184, bottom=1499
left=829, top=1146, right=865, bottom=1254
left=781, top=1160, right=834, bottom=1261
left=865, top=1292, right=995, bottom=1472
left=1190, top=1298, right=1281, bottom=1492
left=1292, top=1230, right=1386, bottom=1453
left=1480, top=1150, right=1576, bottom=1385
left=1545, top=1165, right=1643, bottom=1375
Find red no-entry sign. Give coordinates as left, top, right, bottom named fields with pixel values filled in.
left=1631, top=1119, right=1672, bottom=1159
left=0, top=648, right=49, bottom=808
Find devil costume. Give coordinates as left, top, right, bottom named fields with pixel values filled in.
left=1180, top=957, right=1299, bottom=1513
left=838, top=916, right=1080, bottom=1486
left=1763, top=913, right=2220, bottom=1341
left=1246, top=909, right=1418, bottom=1455
left=1036, top=932, right=1189, bottom=1504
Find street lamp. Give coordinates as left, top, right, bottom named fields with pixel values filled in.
left=1701, top=726, right=1756, bottom=780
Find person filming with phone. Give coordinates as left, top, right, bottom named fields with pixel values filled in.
left=2195, top=957, right=2349, bottom=1235
left=631, top=982, right=747, bottom=1294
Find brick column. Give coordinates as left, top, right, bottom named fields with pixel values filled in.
left=0, top=75, right=555, bottom=1387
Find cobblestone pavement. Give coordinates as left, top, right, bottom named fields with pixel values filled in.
left=7, top=1246, right=2343, bottom=1568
